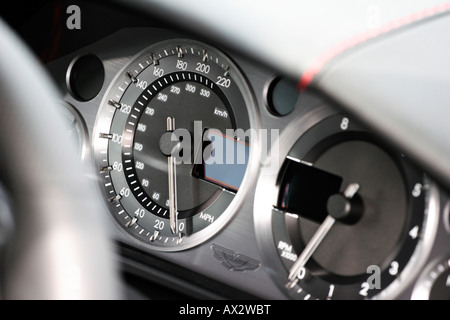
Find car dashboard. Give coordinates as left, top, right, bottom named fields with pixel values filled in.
left=1, top=0, right=449, bottom=300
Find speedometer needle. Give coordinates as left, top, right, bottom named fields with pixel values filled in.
left=286, top=183, right=360, bottom=289
left=167, top=117, right=179, bottom=235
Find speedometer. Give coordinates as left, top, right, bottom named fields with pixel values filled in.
left=93, top=39, right=259, bottom=251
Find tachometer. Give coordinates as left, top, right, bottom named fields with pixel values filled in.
left=254, top=113, right=438, bottom=299
left=93, top=39, right=258, bottom=251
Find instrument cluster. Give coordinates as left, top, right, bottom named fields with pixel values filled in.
left=48, top=27, right=450, bottom=300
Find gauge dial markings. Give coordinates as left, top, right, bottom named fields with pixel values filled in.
left=257, top=114, right=430, bottom=300
left=94, top=39, right=255, bottom=250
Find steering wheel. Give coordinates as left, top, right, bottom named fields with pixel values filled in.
left=0, top=19, right=121, bottom=299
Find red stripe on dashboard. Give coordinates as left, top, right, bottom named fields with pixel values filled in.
left=298, top=2, right=450, bottom=91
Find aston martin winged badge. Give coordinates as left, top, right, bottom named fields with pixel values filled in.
left=211, top=244, right=260, bottom=272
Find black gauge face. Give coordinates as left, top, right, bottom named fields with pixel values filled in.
left=122, top=73, right=234, bottom=219
left=255, top=114, right=434, bottom=300
left=94, top=39, right=257, bottom=250
left=428, top=261, right=450, bottom=300
left=412, top=257, right=450, bottom=300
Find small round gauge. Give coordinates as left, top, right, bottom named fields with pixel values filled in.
left=93, top=39, right=259, bottom=251
left=412, top=256, right=450, bottom=300
left=59, top=101, right=89, bottom=160
left=255, top=113, right=438, bottom=300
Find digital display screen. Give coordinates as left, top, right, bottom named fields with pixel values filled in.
left=277, top=159, right=342, bottom=223
left=194, top=129, right=249, bottom=192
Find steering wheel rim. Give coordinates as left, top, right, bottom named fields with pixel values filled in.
left=0, top=18, right=121, bottom=299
